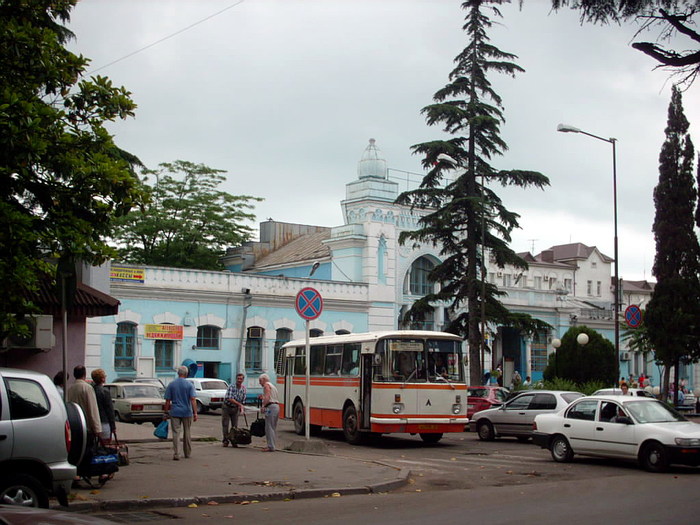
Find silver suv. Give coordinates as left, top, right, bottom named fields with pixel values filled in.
left=0, top=368, right=87, bottom=507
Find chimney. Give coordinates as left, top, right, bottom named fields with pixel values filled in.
left=541, top=250, right=554, bottom=263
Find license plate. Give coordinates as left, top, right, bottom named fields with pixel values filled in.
left=417, top=424, right=439, bottom=431
left=146, top=405, right=162, bottom=410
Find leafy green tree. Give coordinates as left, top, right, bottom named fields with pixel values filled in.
left=111, top=161, right=261, bottom=270
left=551, top=1, right=700, bottom=86
left=396, top=1, right=550, bottom=385
left=543, top=326, right=616, bottom=386
left=645, top=85, right=700, bottom=403
left=0, top=0, right=145, bottom=340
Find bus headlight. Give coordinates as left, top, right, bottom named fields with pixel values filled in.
left=392, top=403, right=404, bottom=414
left=452, top=404, right=462, bottom=415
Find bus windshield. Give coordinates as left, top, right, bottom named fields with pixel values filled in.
left=375, top=338, right=463, bottom=383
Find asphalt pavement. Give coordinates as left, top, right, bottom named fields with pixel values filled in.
left=64, top=418, right=408, bottom=512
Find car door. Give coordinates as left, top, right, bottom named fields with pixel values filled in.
left=561, top=399, right=599, bottom=454
left=494, top=393, right=534, bottom=436
left=594, top=401, right=638, bottom=459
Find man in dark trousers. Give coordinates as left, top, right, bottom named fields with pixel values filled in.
left=222, top=373, right=247, bottom=447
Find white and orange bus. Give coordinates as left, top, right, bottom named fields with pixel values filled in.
left=276, top=330, right=468, bottom=444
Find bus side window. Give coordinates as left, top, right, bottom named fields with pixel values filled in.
left=341, top=344, right=360, bottom=376
left=310, top=345, right=325, bottom=375
left=294, top=348, right=306, bottom=375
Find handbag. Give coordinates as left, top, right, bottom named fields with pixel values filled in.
left=111, top=432, right=129, bottom=466
left=153, top=419, right=169, bottom=439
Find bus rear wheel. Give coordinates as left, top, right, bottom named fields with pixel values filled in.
left=293, top=401, right=305, bottom=435
left=419, top=433, right=443, bottom=444
left=342, top=405, right=364, bottom=445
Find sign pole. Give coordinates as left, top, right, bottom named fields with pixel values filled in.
left=305, top=319, right=310, bottom=440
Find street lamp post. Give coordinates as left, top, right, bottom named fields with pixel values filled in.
left=557, top=124, right=619, bottom=386
left=552, top=338, right=561, bottom=379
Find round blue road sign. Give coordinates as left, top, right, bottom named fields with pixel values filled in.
left=624, top=305, right=642, bottom=328
left=295, top=287, right=323, bottom=320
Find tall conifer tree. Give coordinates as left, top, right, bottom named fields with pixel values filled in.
left=396, top=1, right=549, bottom=384
left=645, top=85, right=700, bottom=403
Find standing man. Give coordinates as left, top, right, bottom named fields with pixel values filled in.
left=164, top=366, right=197, bottom=461
left=67, top=365, right=101, bottom=439
left=258, top=373, right=279, bottom=452
left=222, top=373, right=247, bottom=447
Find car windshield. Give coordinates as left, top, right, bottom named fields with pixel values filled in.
left=201, top=380, right=227, bottom=390
left=124, top=385, right=162, bottom=398
left=468, top=388, right=489, bottom=398
left=626, top=401, right=687, bottom=424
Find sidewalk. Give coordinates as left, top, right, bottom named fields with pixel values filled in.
left=66, top=420, right=408, bottom=512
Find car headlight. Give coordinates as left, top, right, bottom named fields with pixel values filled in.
left=675, top=437, right=700, bottom=447
left=392, top=403, right=404, bottom=414
left=452, top=404, right=462, bottom=415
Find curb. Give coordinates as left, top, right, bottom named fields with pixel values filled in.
left=63, top=467, right=411, bottom=513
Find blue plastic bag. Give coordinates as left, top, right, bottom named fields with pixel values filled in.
left=153, top=419, right=169, bottom=439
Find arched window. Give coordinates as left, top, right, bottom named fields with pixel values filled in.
left=274, top=328, right=293, bottom=371
left=409, top=256, right=435, bottom=295
left=197, top=325, right=220, bottom=349
left=245, top=326, right=264, bottom=370
left=115, top=322, right=136, bottom=370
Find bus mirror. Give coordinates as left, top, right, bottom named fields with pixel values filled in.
left=373, top=354, right=382, bottom=366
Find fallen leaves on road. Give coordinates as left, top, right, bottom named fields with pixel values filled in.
left=207, top=501, right=219, bottom=505
left=188, top=503, right=198, bottom=508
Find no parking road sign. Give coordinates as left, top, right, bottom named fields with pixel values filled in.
left=625, top=305, right=643, bottom=328
left=295, top=287, right=323, bottom=320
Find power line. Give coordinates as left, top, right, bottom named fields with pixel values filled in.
left=87, top=0, right=246, bottom=75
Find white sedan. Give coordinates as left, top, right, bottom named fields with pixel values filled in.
left=532, top=396, right=700, bottom=472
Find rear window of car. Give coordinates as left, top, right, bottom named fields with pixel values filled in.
left=530, top=393, right=557, bottom=410
left=562, top=392, right=585, bottom=404
left=5, top=378, right=50, bottom=420
left=468, top=388, right=488, bottom=398
left=123, top=385, right=162, bottom=398
left=201, top=381, right=227, bottom=390
left=567, top=399, right=597, bottom=420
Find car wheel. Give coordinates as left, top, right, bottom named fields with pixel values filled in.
left=293, top=401, right=305, bottom=435
left=550, top=435, right=574, bottom=463
left=196, top=400, right=206, bottom=414
left=419, top=433, right=443, bottom=444
left=477, top=420, right=495, bottom=441
left=0, top=473, right=50, bottom=508
left=342, top=405, right=365, bottom=445
left=640, top=441, right=669, bottom=473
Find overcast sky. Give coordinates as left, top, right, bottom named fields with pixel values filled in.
left=66, top=0, right=700, bottom=281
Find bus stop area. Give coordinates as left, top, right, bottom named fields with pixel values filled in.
left=65, top=418, right=408, bottom=512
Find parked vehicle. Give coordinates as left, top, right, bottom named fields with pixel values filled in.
left=467, top=386, right=509, bottom=420
left=0, top=367, right=87, bottom=508
left=0, top=504, right=116, bottom=524
left=185, top=378, right=229, bottom=414
left=113, top=376, right=165, bottom=395
left=469, top=390, right=584, bottom=442
left=104, top=383, right=165, bottom=425
left=592, top=388, right=655, bottom=398
left=532, top=396, right=700, bottom=472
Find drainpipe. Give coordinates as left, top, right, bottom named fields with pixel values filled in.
left=237, top=289, right=252, bottom=376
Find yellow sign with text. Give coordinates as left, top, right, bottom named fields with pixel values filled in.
left=144, top=324, right=184, bottom=340
left=110, top=266, right=145, bottom=283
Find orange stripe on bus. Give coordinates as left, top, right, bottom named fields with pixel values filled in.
left=372, top=383, right=466, bottom=391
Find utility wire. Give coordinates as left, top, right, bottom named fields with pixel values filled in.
left=87, top=0, right=245, bottom=74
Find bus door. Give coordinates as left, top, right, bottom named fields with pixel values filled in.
left=284, top=355, right=294, bottom=418
left=360, top=354, right=373, bottom=429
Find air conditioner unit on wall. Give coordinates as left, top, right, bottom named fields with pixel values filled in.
left=4, top=315, right=55, bottom=350
left=620, top=351, right=631, bottom=361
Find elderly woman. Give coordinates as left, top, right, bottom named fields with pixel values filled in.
left=258, top=373, right=279, bottom=452
left=91, top=368, right=116, bottom=443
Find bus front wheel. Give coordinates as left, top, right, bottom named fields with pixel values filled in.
left=342, top=405, right=364, bottom=445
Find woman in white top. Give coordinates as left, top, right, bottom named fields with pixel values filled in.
left=258, top=374, right=279, bottom=452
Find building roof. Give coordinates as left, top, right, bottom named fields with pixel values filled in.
left=622, top=279, right=656, bottom=293
left=33, top=280, right=120, bottom=317
left=538, top=242, right=613, bottom=264
left=252, top=229, right=331, bottom=270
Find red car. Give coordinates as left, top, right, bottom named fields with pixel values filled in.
left=467, top=386, right=509, bottom=420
